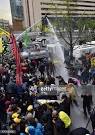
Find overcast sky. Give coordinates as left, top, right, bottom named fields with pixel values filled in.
left=0, top=0, right=12, bottom=24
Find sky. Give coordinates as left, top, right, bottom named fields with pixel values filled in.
left=0, top=0, right=12, bottom=24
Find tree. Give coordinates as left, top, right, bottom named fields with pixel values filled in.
left=85, top=19, right=95, bottom=41
left=50, top=0, right=94, bottom=61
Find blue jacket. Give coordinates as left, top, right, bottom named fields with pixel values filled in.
left=35, top=123, right=44, bottom=135
left=27, top=123, right=44, bottom=135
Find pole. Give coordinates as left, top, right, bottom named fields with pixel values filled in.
left=16, top=19, right=41, bottom=41
left=27, top=0, right=31, bottom=27
left=32, top=0, right=35, bottom=24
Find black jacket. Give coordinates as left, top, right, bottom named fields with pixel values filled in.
left=69, top=127, right=90, bottom=135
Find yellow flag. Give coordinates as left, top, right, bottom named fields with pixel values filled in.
left=91, top=57, right=95, bottom=67
left=0, top=38, right=3, bottom=53
left=0, top=28, right=10, bottom=38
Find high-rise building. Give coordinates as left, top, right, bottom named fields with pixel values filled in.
left=22, top=0, right=95, bottom=28
left=40, top=0, right=95, bottom=18
left=22, top=0, right=41, bottom=28
left=10, top=0, right=24, bottom=31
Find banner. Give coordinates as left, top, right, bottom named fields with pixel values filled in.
left=23, top=30, right=31, bottom=47
left=10, top=34, right=17, bottom=59
left=91, top=57, right=95, bottom=67
left=10, top=34, right=22, bottom=85
left=0, top=28, right=10, bottom=38
left=0, top=28, right=10, bottom=53
left=16, top=47, right=22, bottom=85
left=0, top=28, right=22, bottom=85
left=0, top=38, right=3, bottom=53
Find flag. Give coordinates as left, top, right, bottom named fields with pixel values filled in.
left=10, top=34, right=17, bottom=59
left=0, top=28, right=10, bottom=38
left=16, top=47, right=22, bottom=85
left=10, top=34, right=22, bottom=85
left=0, top=38, right=3, bottom=53
left=23, top=30, right=31, bottom=47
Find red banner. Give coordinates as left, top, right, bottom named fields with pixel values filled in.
left=10, top=34, right=17, bottom=59
left=10, top=34, right=22, bottom=85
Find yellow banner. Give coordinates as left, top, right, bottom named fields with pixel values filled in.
left=0, top=28, right=10, bottom=38
left=91, top=57, right=95, bottom=67
left=0, top=38, right=3, bottom=53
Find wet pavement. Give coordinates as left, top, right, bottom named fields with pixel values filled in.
left=70, top=86, right=95, bottom=133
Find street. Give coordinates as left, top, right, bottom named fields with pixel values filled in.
left=71, top=86, right=95, bottom=132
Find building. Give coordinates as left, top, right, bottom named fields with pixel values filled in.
left=22, top=0, right=95, bottom=28
left=0, top=19, right=10, bottom=31
left=10, top=0, right=24, bottom=31
left=40, top=0, right=95, bottom=18
left=22, top=0, right=41, bottom=28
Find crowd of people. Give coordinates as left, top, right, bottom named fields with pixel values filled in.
left=0, top=53, right=72, bottom=135
left=70, top=52, right=95, bottom=84
left=1, top=45, right=95, bottom=135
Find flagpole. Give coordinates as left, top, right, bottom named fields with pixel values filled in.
left=16, top=19, right=41, bottom=41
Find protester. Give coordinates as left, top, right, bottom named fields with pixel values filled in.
left=1, top=32, right=95, bottom=135
left=81, top=84, right=93, bottom=117
left=66, top=83, right=78, bottom=106
left=90, top=107, right=95, bottom=131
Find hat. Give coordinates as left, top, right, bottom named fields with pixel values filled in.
left=13, top=117, right=21, bottom=124
left=12, top=113, right=19, bottom=119
left=27, top=105, right=33, bottom=111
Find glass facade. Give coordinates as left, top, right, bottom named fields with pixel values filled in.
left=10, top=0, right=23, bottom=20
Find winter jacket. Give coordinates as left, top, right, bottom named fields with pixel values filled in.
left=35, top=123, right=44, bottom=135
left=69, top=127, right=90, bottom=135
left=25, top=123, right=44, bottom=135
